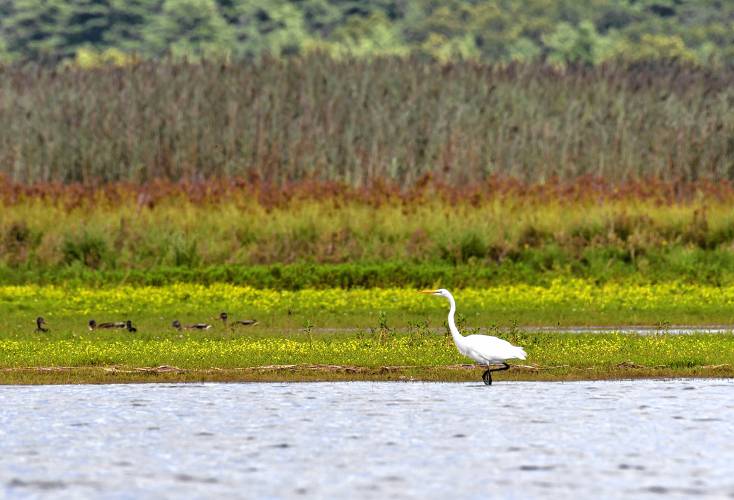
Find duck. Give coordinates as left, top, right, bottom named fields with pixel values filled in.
left=88, top=319, right=126, bottom=331
left=171, top=320, right=212, bottom=331
left=35, top=316, right=49, bottom=333
left=219, top=312, right=258, bottom=328
left=125, top=320, right=137, bottom=333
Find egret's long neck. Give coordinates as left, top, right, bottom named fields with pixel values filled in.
left=446, top=294, right=465, bottom=348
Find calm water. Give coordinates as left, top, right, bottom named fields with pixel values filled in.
left=1, top=380, right=733, bottom=499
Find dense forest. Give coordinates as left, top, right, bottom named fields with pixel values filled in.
left=1, top=0, right=734, bottom=65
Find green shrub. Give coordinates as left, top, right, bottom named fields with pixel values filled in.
left=61, top=233, right=111, bottom=269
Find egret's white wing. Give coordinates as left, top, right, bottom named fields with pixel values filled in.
left=463, top=334, right=527, bottom=363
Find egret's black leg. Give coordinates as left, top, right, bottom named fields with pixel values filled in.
left=491, top=362, right=510, bottom=373
left=482, top=363, right=510, bottom=385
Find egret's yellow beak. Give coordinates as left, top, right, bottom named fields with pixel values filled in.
left=419, top=289, right=438, bottom=294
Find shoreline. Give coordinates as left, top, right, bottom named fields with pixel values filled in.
left=2, top=363, right=732, bottom=385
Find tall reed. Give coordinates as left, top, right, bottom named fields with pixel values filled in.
left=1, top=58, right=733, bottom=185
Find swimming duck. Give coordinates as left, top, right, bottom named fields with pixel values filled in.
left=88, top=319, right=126, bottom=331
left=35, top=316, right=49, bottom=333
left=219, top=312, right=258, bottom=328
left=171, top=320, right=212, bottom=331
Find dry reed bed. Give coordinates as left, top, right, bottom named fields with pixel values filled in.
left=1, top=58, right=734, bottom=184
left=1, top=175, right=733, bottom=208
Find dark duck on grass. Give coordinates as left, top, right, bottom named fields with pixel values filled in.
left=35, top=316, right=49, bottom=333
left=172, top=320, right=212, bottom=331
left=88, top=319, right=127, bottom=331
left=219, top=312, right=258, bottom=328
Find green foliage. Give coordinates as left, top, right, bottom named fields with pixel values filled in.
left=2, top=0, right=734, bottom=65
left=144, top=0, right=235, bottom=58
left=104, top=0, right=156, bottom=52
left=64, top=0, right=111, bottom=49
left=170, top=237, right=200, bottom=268
left=543, top=20, right=606, bottom=65
left=2, top=0, right=72, bottom=60
left=321, top=12, right=408, bottom=58
left=61, top=233, right=111, bottom=269
left=232, top=0, right=311, bottom=57
left=4, top=248, right=734, bottom=289
left=5, top=192, right=734, bottom=287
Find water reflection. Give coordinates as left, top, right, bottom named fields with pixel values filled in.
left=1, top=380, right=733, bottom=498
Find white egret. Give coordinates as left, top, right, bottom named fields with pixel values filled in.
left=420, top=288, right=527, bottom=385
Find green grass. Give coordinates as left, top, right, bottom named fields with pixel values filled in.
left=3, top=329, right=734, bottom=369
left=5, top=281, right=734, bottom=331
left=2, top=282, right=733, bottom=383
left=4, top=252, right=734, bottom=288
left=5, top=191, right=734, bottom=287
left=1, top=330, right=732, bottom=384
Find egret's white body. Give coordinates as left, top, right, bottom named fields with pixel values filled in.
left=421, top=288, right=526, bottom=384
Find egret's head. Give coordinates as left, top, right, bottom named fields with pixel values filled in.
left=419, top=288, right=451, bottom=298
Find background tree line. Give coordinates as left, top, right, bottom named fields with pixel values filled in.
left=1, top=0, right=733, bottom=65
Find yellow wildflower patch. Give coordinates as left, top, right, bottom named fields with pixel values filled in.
left=1, top=280, right=734, bottom=316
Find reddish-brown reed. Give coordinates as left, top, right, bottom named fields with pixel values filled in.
left=1, top=174, right=732, bottom=211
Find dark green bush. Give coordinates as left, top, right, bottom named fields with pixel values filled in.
left=61, top=233, right=111, bottom=269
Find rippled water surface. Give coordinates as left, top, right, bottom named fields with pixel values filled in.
left=2, top=380, right=734, bottom=499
